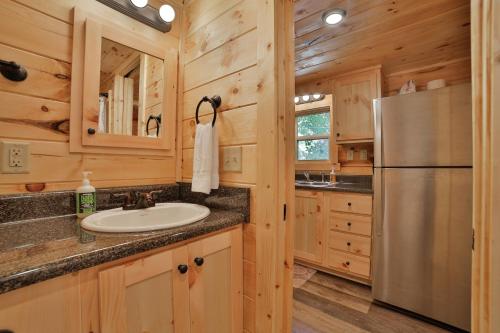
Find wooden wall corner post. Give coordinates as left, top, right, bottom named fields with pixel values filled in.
left=471, top=0, right=500, bottom=332
left=255, top=0, right=295, bottom=332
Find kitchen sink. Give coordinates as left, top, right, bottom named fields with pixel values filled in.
left=81, top=203, right=210, bottom=233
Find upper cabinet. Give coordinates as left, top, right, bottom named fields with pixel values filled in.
left=333, top=66, right=382, bottom=143
left=70, top=7, right=178, bottom=155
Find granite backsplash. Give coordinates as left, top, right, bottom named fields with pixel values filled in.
left=0, top=183, right=250, bottom=224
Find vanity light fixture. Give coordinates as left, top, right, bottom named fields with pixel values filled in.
left=159, top=4, right=176, bottom=23
left=294, top=94, right=325, bottom=105
left=130, top=0, right=148, bottom=8
left=322, top=9, right=346, bottom=25
left=294, top=96, right=300, bottom=103
left=97, top=0, right=174, bottom=32
left=302, top=95, right=310, bottom=102
left=313, top=93, right=322, bottom=100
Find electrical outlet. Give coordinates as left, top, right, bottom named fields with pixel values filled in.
left=347, top=149, right=354, bottom=161
left=0, top=141, right=30, bottom=173
left=360, top=149, right=368, bottom=160
left=223, top=146, right=242, bottom=172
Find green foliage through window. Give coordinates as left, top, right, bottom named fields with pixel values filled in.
left=296, top=111, right=330, bottom=161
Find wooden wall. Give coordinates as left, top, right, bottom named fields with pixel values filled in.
left=0, top=0, right=182, bottom=194
left=180, top=1, right=294, bottom=331
left=179, top=1, right=258, bottom=331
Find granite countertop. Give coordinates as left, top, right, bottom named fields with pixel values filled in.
left=295, top=182, right=373, bottom=194
left=0, top=209, right=244, bottom=295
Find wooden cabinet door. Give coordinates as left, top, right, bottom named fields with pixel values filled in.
left=294, top=190, right=324, bottom=264
left=0, top=274, right=81, bottom=333
left=98, top=247, right=190, bottom=333
left=187, top=228, right=243, bottom=333
left=334, top=68, right=381, bottom=142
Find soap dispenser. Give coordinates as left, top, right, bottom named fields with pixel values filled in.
left=76, top=171, right=96, bottom=218
left=329, top=165, right=337, bottom=184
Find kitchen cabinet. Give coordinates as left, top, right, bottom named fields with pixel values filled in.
left=333, top=66, right=382, bottom=143
left=98, top=228, right=242, bottom=333
left=294, top=190, right=325, bottom=264
left=294, top=190, right=373, bottom=284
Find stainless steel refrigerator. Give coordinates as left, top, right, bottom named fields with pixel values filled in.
left=372, top=83, right=472, bottom=331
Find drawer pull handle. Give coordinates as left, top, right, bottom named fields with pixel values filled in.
left=347, top=202, right=352, bottom=207
left=347, top=242, right=351, bottom=247
left=194, top=257, right=204, bottom=266
left=178, top=264, right=188, bottom=274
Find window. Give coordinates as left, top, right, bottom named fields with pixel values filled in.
left=296, top=109, right=330, bottom=161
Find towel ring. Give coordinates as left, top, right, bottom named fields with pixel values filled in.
left=195, top=95, right=221, bottom=127
left=146, top=114, right=161, bottom=137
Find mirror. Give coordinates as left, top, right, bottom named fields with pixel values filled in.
left=98, top=38, right=164, bottom=138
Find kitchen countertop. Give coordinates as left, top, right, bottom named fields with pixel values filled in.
left=295, top=182, right=373, bottom=194
left=0, top=209, right=244, bottom=295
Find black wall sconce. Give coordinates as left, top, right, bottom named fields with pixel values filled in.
left=0, top=60, right=28, bottom=82
left=96, top=0, right=175, bottom=33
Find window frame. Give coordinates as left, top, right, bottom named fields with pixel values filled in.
left=295, top=94, right=337, bottom=170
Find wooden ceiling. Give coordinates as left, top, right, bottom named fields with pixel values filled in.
left=294, top=0, right=471, bottom=84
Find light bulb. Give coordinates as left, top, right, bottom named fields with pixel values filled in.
left=159, top=4, right=176, bottom=23
left=313, top=93, right=321, bottom=99
left=130, top=0, right=148, bottom=8
left=294, top=96, right=300, bottom=104
left=322, top=9, right=346, bottom=25
left=302, top=95, right=310, bottom=102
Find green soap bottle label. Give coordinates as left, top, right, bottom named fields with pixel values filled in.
left=77, top=192, right=96, bottom=215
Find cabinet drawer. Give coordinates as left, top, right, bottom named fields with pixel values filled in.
left=327, top=249, right=371, bottom=278
left=329, top=231, right=371, bottom=256
left=330, top=212, right=372, bottom=236
left=329, top=192, right=372, bottom=215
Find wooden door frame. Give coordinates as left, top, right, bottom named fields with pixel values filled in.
left=471, top=1, right=500, bottom=332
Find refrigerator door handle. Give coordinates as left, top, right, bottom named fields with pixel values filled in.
left=374, top=168, right=384, bottom=237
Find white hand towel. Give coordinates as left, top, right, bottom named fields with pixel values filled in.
left=192, top=123, right=219, bottom=194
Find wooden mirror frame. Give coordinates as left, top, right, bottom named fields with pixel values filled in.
left=70, top=7, right=177, bottom=155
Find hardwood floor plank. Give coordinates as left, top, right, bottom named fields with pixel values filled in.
left=308, top=271, right=372, bottom=302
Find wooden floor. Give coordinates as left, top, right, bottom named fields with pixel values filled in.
left=292, top=271, right=462, bottom=333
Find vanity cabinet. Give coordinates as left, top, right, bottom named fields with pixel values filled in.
left=0, top=227, right=242, bottom=333
left=98, top=228, right=242, bottom=333
left=294, top=190, right=325, bottom=264
left=333, top=66, right=382, bottom=143
left=294, top=190, right=373, bottom=284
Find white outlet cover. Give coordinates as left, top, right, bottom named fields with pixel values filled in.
left=0, top=141, right=30, bottom=173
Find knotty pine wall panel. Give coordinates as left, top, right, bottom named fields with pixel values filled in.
left=180, top=1, right=258, bottom=331
left=0, top=0, right=180, bottom=194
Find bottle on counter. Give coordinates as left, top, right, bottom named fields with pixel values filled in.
left=330, top=165, right=337, bottom=184
left=76, top=171, right=96, bottom=218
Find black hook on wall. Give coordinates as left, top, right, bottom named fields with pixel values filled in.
left=195, top=95, right=221, bottom=127
left=0, top=60, right=28, bottom=82
left=146, top=114, right=162, bottom=137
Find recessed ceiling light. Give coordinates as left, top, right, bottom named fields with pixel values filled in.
left=322, top=9, right=346, bottom=25
left=302, top=95, right=310, bottom=102
left=294, top=96, right=300, bottom=104
left=159, top=4, right=176, bottom=22
left=130, top=0, right=148, bottom=8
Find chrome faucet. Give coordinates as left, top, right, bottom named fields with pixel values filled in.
left=113, top=190, right=163, bottom=210
left=304, top=171, right=311, bottom=182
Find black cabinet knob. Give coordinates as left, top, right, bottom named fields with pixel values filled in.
left=336, top=133, right=340, bottom=137
left=194, top=257, right=204, bottom=266
left=177, top=264, right=188, bottom=274
left=347, top=242, right=351, bottom=247
left=347, top=202, right=352, bottom=207
left=347, top=222, right=352, bottom=227
left=87, top=128, right=96, bottom=135
left=345, top=261, right=350, bottom=266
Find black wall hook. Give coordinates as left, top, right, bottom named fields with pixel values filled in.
left=146, top=114, right=162, bottom=137
left=195, top=95, right=221, bottom=127
left=0, top=60, right=28, bottom=82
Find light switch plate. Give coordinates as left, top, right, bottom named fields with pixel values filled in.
left=223, top=146, right=242, bottom=172
left=0, top=141, right=30, bottom=173
left=360, top=149, right=368, bottom=160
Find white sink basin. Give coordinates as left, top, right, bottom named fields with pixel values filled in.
left=81, top=203, right=210, bottom=233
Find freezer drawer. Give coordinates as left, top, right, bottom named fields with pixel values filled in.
left=374, top=83, right=472, bottom=167
left=372, top=168, right=472, bottom=331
